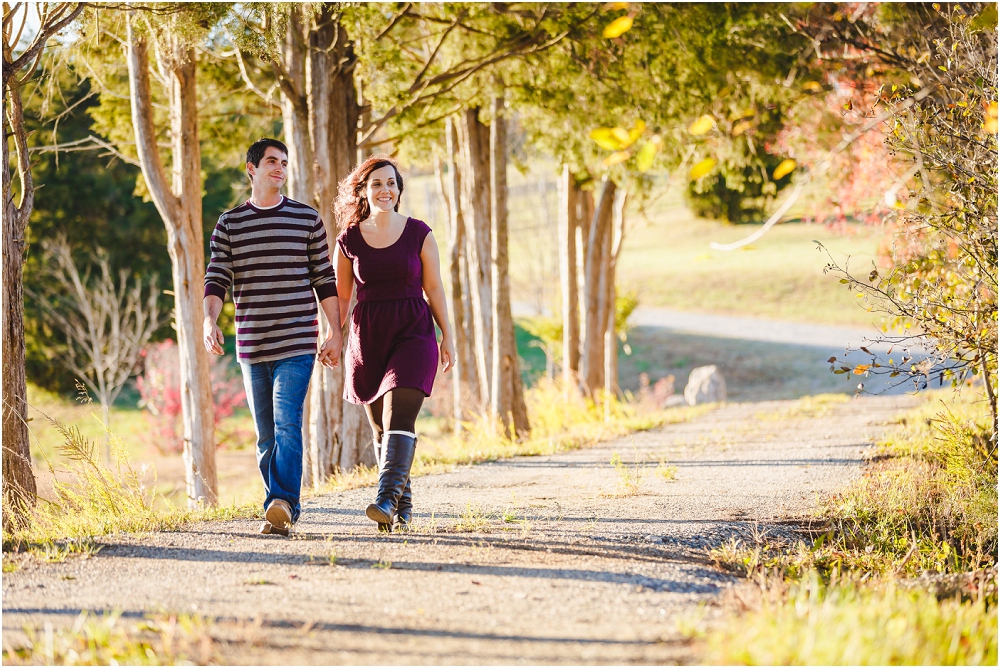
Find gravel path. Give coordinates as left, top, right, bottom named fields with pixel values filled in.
left=521, top=304, right=926, bottom=397
left=3, top=394, right=917, bottom=664
left=630, top=307, right=889, bottom=350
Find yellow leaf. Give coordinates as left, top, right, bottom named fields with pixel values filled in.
left=688, top=115, right=714, bottom=136
left=636, top=137, right=661, bottom=172
left=772, top=159, right=796, bottom=180
left=603, top=151, right=631, bottom=167
left=589, top=128, right=627, bottom=151
left=987, top=101, right=998, bottom=119
left=984, top=117, right=998, bottom=134
left=612, top=127, right=631, bottom=143
left=603, top=2, right=630, bottom=10
left=802, top=81, right=822, bottom=93
left=626, top=119, right=646, bottom=146
left=732, top=119, right=754, bottom=136
left=689, top=158, right=716, bottom=180
left=603, top=16, right=633, bottom=38
left=852, top=364, right=870, bottom=375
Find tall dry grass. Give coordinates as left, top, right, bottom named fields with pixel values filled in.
left=7, top=377, right=703, bottom=544
left=703, top=388, right=997, bottom=664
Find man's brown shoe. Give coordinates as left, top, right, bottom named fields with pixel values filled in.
left=265, top=499, right=293, bottom=530
left=259, top=521, right=289, bottom=536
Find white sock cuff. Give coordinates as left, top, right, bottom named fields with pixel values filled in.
left=384, top=430, right=416, bottom=439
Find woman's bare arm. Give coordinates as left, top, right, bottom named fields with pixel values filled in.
left=420, top=231, right=455, bottom=372
left=335, top=245, right=354, bottom=330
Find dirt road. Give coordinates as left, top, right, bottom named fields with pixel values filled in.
left=3, top=394, right=917, bottom=664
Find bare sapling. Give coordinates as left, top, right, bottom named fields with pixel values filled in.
left=29, top=237, right=162, bottom=461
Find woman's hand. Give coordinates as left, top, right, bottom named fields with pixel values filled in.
left=439, top=335, right=456, bottom=373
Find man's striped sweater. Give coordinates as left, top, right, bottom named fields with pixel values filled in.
left=204, top=196, right=338, bottom=363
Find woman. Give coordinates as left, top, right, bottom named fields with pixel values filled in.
left=328, top=154, right=455, bottom=532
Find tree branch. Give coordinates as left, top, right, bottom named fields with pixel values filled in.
left=125, top=12, right=181, bottom=224
left=711, top=85, right=937, bottom=251
left=360, top=101, right=468, bottom=149
left=229, top=36, right=280, bottom=107
left=407, top=17, right=461, bottom=94
left=28, top=134, right=142, bottom=167
left=374, top=2, right=412, bottom=41
left=4, top=3, right=85, bottom=90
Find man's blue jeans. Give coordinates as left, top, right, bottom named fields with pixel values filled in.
left=239, top=353, right=314, bottom=524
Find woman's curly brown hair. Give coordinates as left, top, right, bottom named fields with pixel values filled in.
left=334, top=154, right=405, bottom=230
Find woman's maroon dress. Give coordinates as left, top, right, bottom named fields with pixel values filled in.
left=337, top=217, right=439, bottom=405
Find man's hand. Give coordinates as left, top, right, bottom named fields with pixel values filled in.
left=204, top=317, right=225, bottom=355
left=318, top=332, right=342, bottom=368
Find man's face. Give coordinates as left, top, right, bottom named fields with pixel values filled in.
left=248, top=147, right=287, bottom=192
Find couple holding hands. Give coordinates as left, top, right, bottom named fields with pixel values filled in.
left=203, top=138, right=455, bottom=536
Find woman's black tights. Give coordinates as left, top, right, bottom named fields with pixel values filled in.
left=364, top=387, right=425, bottom=443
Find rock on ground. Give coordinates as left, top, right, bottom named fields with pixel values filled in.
left=684, top=365, right=727, bottom=406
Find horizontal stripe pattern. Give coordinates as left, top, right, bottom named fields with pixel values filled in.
left=204, top=197, right=337, bottom=363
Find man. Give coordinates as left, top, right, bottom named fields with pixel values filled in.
left=203, top=138, right=342, bottom=536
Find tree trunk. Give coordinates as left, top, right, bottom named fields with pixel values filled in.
left=559, top=166, right=581, bottom=393
left=127, top=18, right=218, bottom=507
left=490, top=97, right=530, bottom=438
left=279, top=6, right=313, bottom=204
left=457, top=108, right=493, bottom=408
left=581, top=178, right=616, bottom=396
left=577, top=188, right=593, bottom=382
left=274, top=9, right=370, bottom=482
left=604, top=187, right=629, bottom=405
left=272, top=8, right=318, bottom=484
left=1, top=79, right=36, bottom=528
left=310, top=8, right=372, bottom=472
left=441, top=119, right=478, bottom=431
left=300, top=393, right=313, bottom=489
left=2, top=2, right=87, bottom=528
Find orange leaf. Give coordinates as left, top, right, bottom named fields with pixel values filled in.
left=732, top=120, right=754, bottom=136
left=603, top=151, right=631, bottom=167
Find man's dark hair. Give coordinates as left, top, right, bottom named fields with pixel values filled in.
left=246, top=138, right=288, bottom=174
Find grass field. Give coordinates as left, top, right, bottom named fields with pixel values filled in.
left=405, top=163, right=886, bottom=328
left=701, top=388, right=998, bottom=664
left=616, top=196, right=884, bottom=327
left=26, top=384, right=263, bottom=510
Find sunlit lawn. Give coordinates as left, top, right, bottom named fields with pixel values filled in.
left=617, top=193, right=885, bottom=327
left=26, top=384, right=262, bottom=510
left=406, top=162, right=885, bottom=328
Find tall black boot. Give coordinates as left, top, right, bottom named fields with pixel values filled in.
left=366, top=433, right=416, bottom=526
left=371, top=438, right=391, bottom=532
left=395, top=477, right=413, bottom=529
left=394, top=438, right=417, bottom=530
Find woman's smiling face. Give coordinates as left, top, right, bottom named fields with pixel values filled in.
left=366, top=164, right=400, bottom=214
